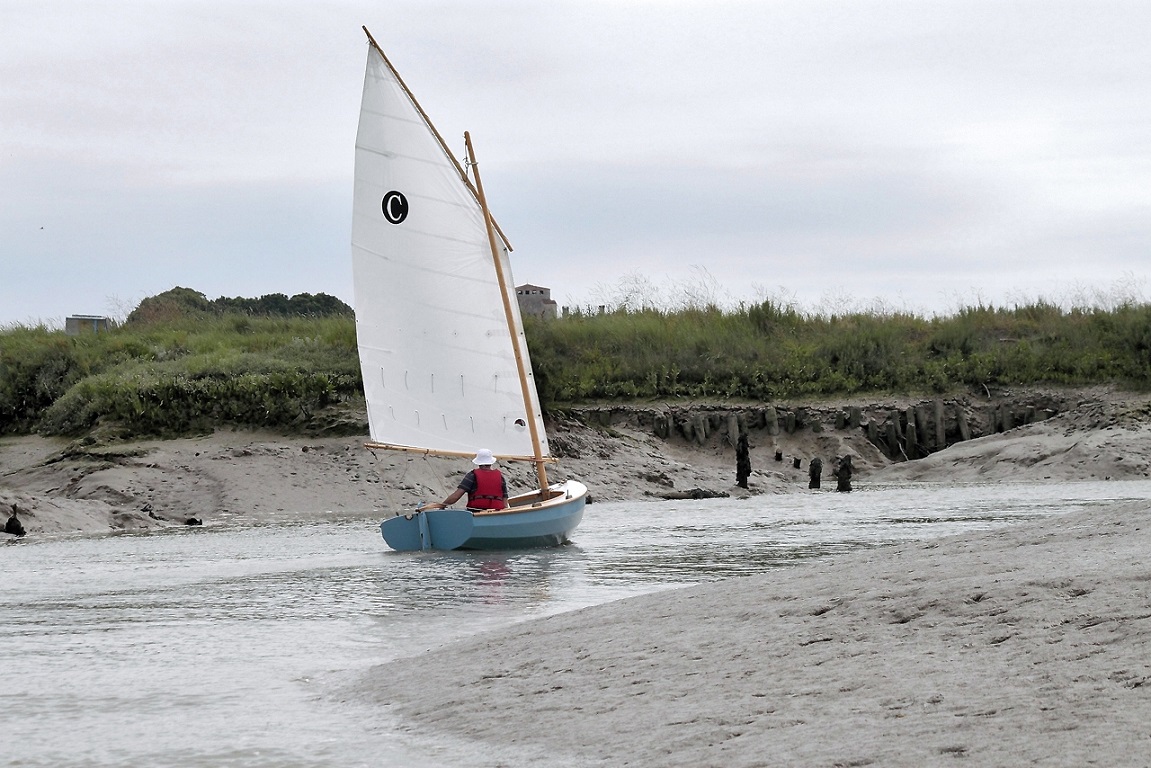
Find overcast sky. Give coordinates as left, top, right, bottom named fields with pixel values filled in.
left=3, top=1, right=1149, bottom=326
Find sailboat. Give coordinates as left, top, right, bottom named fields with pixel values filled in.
left=351, top=27, right=588, bottom=551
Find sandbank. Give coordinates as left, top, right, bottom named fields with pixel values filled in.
left=357, top=497, right=1150, bottom=767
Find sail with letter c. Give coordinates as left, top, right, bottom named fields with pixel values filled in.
left=351, top=41, right=548, bottom=460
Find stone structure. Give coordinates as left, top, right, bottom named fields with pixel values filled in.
left=515, top=284, right=557, bottom=320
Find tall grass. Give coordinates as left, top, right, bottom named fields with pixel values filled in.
left=2, top=298, right=1149, bottom=438
left=0, top=315, right=361, bottom=437
left=526, top=300, right=1151, bottom=407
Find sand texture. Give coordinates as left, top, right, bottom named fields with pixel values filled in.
left=4, top=386, right=1151, bottom=765
left=356, top=500, right=1150, bottom=766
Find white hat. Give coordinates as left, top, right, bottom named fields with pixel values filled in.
left=472, top=448, right=496, bottom=465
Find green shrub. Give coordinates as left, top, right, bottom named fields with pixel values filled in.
left=4, top=293, right=1151, bottom=439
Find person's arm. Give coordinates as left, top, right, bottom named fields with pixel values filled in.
left=421, top=481, right=469, bottom=511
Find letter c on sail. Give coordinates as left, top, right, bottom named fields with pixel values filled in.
left=382, top=191, right=409, bottom=224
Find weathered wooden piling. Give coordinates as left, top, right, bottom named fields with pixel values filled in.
left=905, top=422, right=919, bottom=459
left=726, top=413, right=740, bottom=446
left=933, top=400, right=946, bottom=449
left=914, top=404, right=929, bottom=446
left=736, top=432, right=750, bottom=488
left=692, top=413, right=708, bottom=445
left=957, top=408, right=971, bottom=442
left=751, top=409, right=767, bottom=429
left=765, top=406, right=780, bottom=436
left=849, top=406, right=863, bottom=428
left=809, top=457, right=823, bottom=489
left=886, top=411, right=902, bottom=459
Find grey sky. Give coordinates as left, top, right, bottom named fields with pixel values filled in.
left=3, top=1, right=1149, bottom=326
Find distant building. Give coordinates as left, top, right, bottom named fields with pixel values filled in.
left=515, top=284, right=557, bottom=320
left=65, top=315, right=111, bottom=335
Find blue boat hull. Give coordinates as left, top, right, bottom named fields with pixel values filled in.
left=380, top=480, right=587, bottom=552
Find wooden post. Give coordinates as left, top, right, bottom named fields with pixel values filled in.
left=679, top=416, right=694, bottom=443
left=692, top=413, right=708, bottom=445
left=885, top=412, right=901, bottom=459
left=465, top=131, right=548, bottom=493
left=736, top=432, right=750, bottom=489
left=1000, top=403, right=1014, bottom=431
left=765, top=406, right=780, bottom=435
left=915, top=404, right=929, bottom=447
left=934, top=399, right=946, bottom=449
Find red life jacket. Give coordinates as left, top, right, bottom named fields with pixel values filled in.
left=468, top=468, right=506, bottom=510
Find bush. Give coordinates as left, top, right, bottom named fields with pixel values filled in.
left=4, top=293, right=1151, bottom=439
left=1, top=313, right=361, bottom=436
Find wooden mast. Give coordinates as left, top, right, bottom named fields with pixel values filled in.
left=465, top=130, right=550, bottom=494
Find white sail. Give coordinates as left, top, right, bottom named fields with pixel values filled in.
left=351, top=42, right=549, bottom=460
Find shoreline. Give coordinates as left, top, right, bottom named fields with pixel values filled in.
left=353, top=496, right=1151, bottom=767
left=4, top=386, right=1150, bottom=537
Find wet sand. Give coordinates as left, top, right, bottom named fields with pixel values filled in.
left=357, top=498, right=1150, bottom=766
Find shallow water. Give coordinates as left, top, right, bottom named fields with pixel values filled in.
left=3, top=480, right=1149, bottom=767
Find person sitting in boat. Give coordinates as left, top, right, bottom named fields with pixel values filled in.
left=422, top=449, right=508, bottom=512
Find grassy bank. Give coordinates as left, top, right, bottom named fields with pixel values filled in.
left=3, top=297, right=1150, bottom=438
left=0, top=314, right=361, bottom=437
left=528, top=299, right=1151, bottom=403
